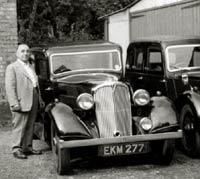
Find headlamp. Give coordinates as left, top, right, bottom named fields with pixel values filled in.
left=77, top=93, right=94, bottom=110
left=140, top=117, right=152, bottom=131
left=133, top=89, right=150, bottom=106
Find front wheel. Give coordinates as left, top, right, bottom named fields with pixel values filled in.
left=152, top=139, right=175, bottom=165
left=57, top=148, right=71, bottom=175
left=159, top=139, right=175, bottom=165
left=51, top=120, right=58, bottom=154
left=51, top=120, right=71, bottom=175
left=180, top=105, right=200, bottom=157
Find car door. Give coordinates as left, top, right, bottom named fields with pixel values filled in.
left=125, top=43, right=146, bottom=90
left=142, top=43, right=168, bottom=96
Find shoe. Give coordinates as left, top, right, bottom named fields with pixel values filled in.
left=24, top=149, right=42, bottom=155
left=13, top=150, right=28, bottom=159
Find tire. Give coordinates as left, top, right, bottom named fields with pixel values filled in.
left=57, top=148, right=71, bottom=175
left=51, top=120, right=71, bottom=175
left=51, top=120, right=58, bottom=154
left=152, top=139, right=175, bottom=165
left=180, top=105, right=200, bottom=157
left=160, top=139, right=175, bottom=165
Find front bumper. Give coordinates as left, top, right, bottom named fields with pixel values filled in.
left=58, top=130, right=182, bottom=149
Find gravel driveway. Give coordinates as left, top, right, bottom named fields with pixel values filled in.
left=1, top=101, right=200, bottom=179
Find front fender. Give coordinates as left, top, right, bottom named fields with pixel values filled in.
left=184, top=91, right=200, bottom=119
left=48, top=102, right=92, bottom=138
left=150, top=96, right=178, bottom=130
left=177, top=91, right=200, bottom=132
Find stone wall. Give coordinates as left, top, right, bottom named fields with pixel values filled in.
left=0, top=0, right=18, bottom=101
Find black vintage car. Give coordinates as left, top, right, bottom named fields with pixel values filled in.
left=126, top=36, right=200, bottom=157
left=31, top=41, right=182, bottom=175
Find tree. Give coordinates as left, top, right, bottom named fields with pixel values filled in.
left=17, top=0, right=135, bottom=45
left=26, top=0, right=38, bottom=43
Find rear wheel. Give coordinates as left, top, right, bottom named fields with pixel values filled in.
left=180, top=105, right=200, bottom=157
left=43, top=113, right=51, bottom=146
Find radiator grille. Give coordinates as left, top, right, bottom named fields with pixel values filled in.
left=94, top=82, right=132, bottom=138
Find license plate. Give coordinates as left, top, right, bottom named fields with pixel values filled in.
left=98, top=142, right=149, bottom=156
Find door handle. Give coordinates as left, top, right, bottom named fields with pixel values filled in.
left=45, top=87, right=53, bottom=91
left=137, top=76, right=143, bottom=80
left=159, top=79, right=166, bottom=83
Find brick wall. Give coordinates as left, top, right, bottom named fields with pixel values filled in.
left=0, top=0, right=18, bottom=101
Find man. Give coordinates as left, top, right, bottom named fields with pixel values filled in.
left=5, top=44, right=44, bottom=159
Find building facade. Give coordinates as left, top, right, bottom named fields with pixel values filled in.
left=0, top=0, right=18, bottom=101
left=104, top=0, right=200, bottom=61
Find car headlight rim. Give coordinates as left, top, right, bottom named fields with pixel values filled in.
left=77, top=93, right=94, bottom=110
left=140, top=117, right=152, bottom=131
left=133, top=89, right=150, bottom=106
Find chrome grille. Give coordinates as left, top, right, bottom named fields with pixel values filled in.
left=93, top=82, right=132, bottom=138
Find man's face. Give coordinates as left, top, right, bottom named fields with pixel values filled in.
left=16, top=44, right=30, bottom=62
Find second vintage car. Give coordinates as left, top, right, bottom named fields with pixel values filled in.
left=125, top=36, right=200, bottom=157
left=31, top=41, right=182, bottom=175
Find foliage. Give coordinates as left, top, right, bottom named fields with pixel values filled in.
left=17, top=0, right=135, bottom=45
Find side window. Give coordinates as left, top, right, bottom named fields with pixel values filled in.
left=147, top=47, right=163, bottom=73
left=126, top=45, right=144, bottom=71
left=192, top=47, right=200, bottom=66
left=135, top=49, right=143, bottom=69
left=38, top=60, right=48, bottom=79
left=34, top=53, right=49, bottom=80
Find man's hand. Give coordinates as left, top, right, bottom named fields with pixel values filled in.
left=11, top=104, right=21, bottom=112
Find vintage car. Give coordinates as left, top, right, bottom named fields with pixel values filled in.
left=31, top=41, right=182, bottom=175
left=125, top=36, right=200, bottom=157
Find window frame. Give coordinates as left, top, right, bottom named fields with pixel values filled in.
left=126, top=43, right=145, bottom=72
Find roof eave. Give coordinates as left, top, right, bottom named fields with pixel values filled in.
left=98, top=0, right=141, bottom=20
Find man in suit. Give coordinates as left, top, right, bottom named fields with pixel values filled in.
left=5, top=44, right=43, bottom=159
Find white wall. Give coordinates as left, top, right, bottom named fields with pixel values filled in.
left=107, top=0, right=189, bottom=62
left=108, top=10, right=130, bottom=62
left=130, top=0, right=200, bottom=40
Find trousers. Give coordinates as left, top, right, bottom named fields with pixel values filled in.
left=11, top=88, right=39, bottom=153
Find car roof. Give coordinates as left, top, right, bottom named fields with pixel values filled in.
left=31, top=41, right=122, bottom=55
left=130, top=35, right=200, bottom=46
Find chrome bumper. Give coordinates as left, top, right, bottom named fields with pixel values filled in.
left=58, top=130, right=182, bottom=149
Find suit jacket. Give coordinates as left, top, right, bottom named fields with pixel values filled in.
left=5, top=60, right=39, bottom=112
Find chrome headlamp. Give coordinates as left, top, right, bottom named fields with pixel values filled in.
left=77, top=93, right=94, bottom=110
left=133, top=89, right=150, bottom=106
left=140, top=117, right=152, bottom=131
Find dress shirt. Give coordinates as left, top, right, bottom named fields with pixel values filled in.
left=17, top=59, right=38, bottom=87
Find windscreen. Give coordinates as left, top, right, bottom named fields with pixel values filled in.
left=167, top=45, right=200, bottom=70
left=50, top=50, right=121, bottom=74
